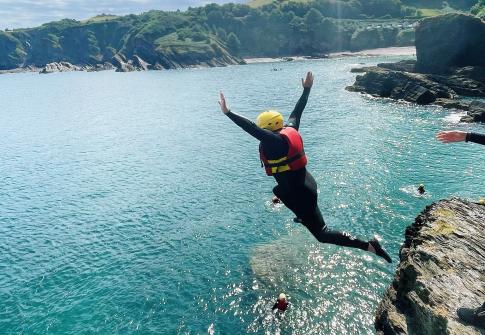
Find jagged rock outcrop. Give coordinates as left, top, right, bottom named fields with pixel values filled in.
left=39, top=61, right=114, bottom=74
left=39, top=62, right=83, bottom=74
left=132, top=55, right=150, bottom=71
left=347, top=14, right=485, bottom=123
left=415, top=14, right=485, bottom=74
left=376, top=198, right=485, bottom=335
left=460, top=101, right=485, bottom=123
left=347, top=66, right=455, bottom=104
left=112, top=54, right=136, bottom=72
left=378, top=60, right=417, bottom=73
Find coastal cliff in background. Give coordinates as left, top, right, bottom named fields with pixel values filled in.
left=376, top=198, right=485, bottom=335
left=347, top=14, right=485, bottom=123
left=0, top=0, right=428, bottom=72
left=0, top=12, right=244, bottom=72
left=0, top=1, right=481, bottom=73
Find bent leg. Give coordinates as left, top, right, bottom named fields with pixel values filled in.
left=302, top=207, right=369, bottom=251
left=273, top=171, right=369, bottom=251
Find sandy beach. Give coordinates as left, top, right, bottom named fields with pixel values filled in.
left=244, top=46, right=416, bottom=64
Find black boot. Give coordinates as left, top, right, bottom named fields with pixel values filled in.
left=457, top=302, right=485, bottom=329
left=369, top=238, right=392, bottom=263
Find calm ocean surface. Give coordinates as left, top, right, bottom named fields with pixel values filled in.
left=1, top=56, right=484, bottom=334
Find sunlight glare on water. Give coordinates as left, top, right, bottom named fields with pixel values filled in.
left=0, top=55, right=484, bottom=334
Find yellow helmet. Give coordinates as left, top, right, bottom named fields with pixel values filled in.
left=256, top=110, right=284, bottom=131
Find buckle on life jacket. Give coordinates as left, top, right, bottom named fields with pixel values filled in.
left=263, top=151, right=305, bottom=168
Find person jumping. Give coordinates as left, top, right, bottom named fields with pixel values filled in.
left=218, top=72, right=392, bottom=263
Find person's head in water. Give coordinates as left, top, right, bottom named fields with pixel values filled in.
left=272, top=196, right=281, bottom=204
left=418, top=184, right=425, bottom=195
left=257, top=110, right=284, bottom=132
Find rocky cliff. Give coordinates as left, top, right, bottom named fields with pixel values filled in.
left=376, top=198, right=485, bottom=335
left=415, top=14, right=485, bottom=74
left=0, top=14, right=245, bottom=73
left=347, top=14, right=485, bottom=123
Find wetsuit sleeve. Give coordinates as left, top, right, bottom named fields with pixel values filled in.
left=466, top=132, right=485, bottom=145
left=226, top=111, right=282, bottom=144
left=286, top=87, right=311, bottom=131
left=272, top=303, right=278, bottom=310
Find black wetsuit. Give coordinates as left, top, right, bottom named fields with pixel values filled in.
left=226, top=87, right=369, bottom=250
left=466, top=132, right=485, bottom=145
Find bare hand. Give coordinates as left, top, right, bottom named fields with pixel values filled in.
left=436, top=130, right=467, bottom=143
left=219, top=91, right=230, bottom=114
left=302, top=71, right=314, bottom=88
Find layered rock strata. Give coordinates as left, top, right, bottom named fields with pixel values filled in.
left=376, top=199, right=485, bottom=335
left=347, top=14, right=485, bottom=123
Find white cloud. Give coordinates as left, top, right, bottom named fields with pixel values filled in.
left=0, top=0, right=245, bottom=29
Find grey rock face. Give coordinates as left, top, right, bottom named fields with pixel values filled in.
left=416, top=14, right=485, bottom=74
left=112, top=54, right=135, bottom=72
left=434, top=98, right=470, bottom=111
left=39, top=62, right=82, bottom=74
left=378, top=60, right=417, bottom=73
left=375, top=199, right=485, bottom=335
left=347, top=67, right=455, bottom=104
left=39, top=61, right=115, bottom=74
left=347, top=15, right=485, bottom=123
left=460, top=101, right=485, bottom=123
left=132, top=55, right=150, bottom=71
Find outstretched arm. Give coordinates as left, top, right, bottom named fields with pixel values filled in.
left=468, top=132, right=485, bottom=145
left=436, top=130, right=485, bottom=146
left=287, top=72, right=314, bottom=130
left=219, top=92, right=282, bottom=143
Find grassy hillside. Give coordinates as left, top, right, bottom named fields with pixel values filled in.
left=0, top=1, right=429, bottom=70
left=248, top=0, right=478, bottom=16
left=249, top=0, right=309, bottom=7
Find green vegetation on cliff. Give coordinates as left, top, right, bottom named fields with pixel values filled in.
left=0, top=0, right=480, bottom=70
left=471, top=0, right=485, bottom=17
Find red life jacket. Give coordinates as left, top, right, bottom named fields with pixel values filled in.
left=259, top=127, right=307, bottom=176
left=277, top=300, right=288, bottom=311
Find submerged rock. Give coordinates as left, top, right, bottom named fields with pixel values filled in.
left=375, top=198, right=485, bottom=335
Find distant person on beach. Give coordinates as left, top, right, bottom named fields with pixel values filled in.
left=272, top=293, right=289, bottom=312
left=436, top=129, right=485, bottom=330
left=218, top=72, right=392, bottom=263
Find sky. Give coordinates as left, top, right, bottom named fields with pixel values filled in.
left=0, top=0, right=246, bottom=29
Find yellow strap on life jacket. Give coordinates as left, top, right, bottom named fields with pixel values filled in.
left=267, top=156, right=291, bottom=173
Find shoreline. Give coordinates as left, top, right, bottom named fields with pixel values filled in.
left=0, top=46, right=417, bottom=75
left=244, top=46, right=416, bottom=64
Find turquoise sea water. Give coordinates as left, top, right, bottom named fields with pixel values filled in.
left=1, top=56, right=484, bottom=334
